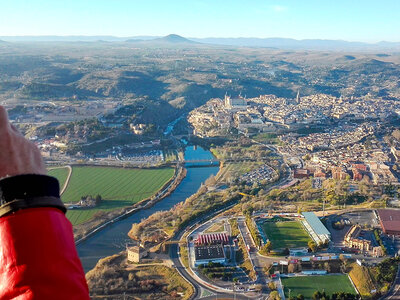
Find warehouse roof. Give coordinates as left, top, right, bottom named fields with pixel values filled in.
left=302, top=212, right=330, bottom=236
left=194, top=244, right=225, bottom=261
left=377, top=209, right=400, bottom=234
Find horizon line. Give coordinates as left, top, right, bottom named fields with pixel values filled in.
left=0, top=35, right=399, bottom=44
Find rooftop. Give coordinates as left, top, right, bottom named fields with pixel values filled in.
left=302, top=212, right=331, bottom=236
left=378, top=209, right=400, bottom=233
left=194, top=244, right=225, bottom=261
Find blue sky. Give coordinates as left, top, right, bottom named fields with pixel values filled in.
left=0, top=0, right=399, bottom=42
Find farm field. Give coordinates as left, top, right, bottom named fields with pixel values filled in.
left=216, top=161, right=263, bottom=183
left=48, top=167, right=70, bottom=191
left=282, top=275, right=357, bottom=299
left=51, top=166, right=174, bottom=225
left=262, top=220, right=311, bottom=249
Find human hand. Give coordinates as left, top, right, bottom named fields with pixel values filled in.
left=0, top=106, right=46, bottom=179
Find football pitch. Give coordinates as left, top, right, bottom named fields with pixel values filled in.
left=282, top=275, right=357, bottom=299
left=262, top=220, right=311, bottom=249
left=49, top=166, right=174, bottom=225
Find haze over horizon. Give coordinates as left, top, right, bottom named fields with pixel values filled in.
left=1, top=0, right=399, bottom=43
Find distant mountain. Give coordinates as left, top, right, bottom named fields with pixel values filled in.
left=0, top=35, right=399, bottom=51
left=190, top=37, right=400, bottom=50
left=154, top=34, right=196, bottom=44
left=127, top=34, right=198, bottom=46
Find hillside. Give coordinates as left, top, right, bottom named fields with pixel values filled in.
left=1, top=42, right=400, bottom=129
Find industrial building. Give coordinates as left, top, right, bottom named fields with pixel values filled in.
left=377, top=209, right=400, bottom=236
left=302, top=212, right=331, bottom=244
left=195, top=232, right=229, bottom=245
left=194, top=244, right=226, bottom=266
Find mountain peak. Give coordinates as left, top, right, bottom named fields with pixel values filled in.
left=159, top=34, right=194, bottom=43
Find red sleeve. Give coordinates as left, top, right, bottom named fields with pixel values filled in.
left=0, top=207, right=90, bottom=299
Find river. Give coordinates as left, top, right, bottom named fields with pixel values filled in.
left=77, top=146, right=219, bottom=272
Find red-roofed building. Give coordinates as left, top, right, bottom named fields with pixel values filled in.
left=195, top=233, right=229, bottom=245
left=294, top=168, right=310, bottom=179
left=377, top=209, right=400, bottom=235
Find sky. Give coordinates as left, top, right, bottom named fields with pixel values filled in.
left=0, top=0, right=399, bottom=42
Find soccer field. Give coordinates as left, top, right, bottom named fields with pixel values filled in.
left=282, top=275, right=357, bottom=299
left=50, top=166, right=174, bottom=225
left=262, top=220, right=311, bottom=249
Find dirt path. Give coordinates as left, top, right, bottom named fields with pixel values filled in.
left=48, top=165, right=72, bottom=195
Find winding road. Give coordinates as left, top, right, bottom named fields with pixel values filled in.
left=168, top=142, right=293, bottom=299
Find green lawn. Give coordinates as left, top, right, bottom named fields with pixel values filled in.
left=48, top=167, right=70, bottom=191
left=262, top=221, right=311, bottom=249
left=282, top=275, right=357, bottom=299
left=51, top=166, right=174, bottom=225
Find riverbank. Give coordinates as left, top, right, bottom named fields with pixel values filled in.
left=76, top=146, right=219, bottom=273
left=74, top=165, right=186, bottom=243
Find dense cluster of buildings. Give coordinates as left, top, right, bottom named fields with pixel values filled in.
left=189, top=93, right=399, bottom=187
left=188, top=93, right=400, bottom=137
left=281, top=124, right=373, bottom=152
left=292, top=159, right=397, bottom=186
left=283, top=135, right=398, bottom=186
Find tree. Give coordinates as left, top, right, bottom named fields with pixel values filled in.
left=95, top=194, right=102, bottom=205
left=312, top=291, right=322, bottom=300
left=297, top=206, right=302, bottom=215
left=264, top=241, right=272, bottom=253
left=243, top=205, right=254, bottom=217
left=288, top=263, right=296, bottom=273
left=308, top=241, right=317, bottom=252
left=323, top=262, right=331, bottom=272
left=268, top=281, right=276, bottom=290
left=269, top=290, right=281, bottom=300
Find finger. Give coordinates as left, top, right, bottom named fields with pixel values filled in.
left=0, top=106, right=11, bottom=133
left=10, top=124, right=22, bottom=134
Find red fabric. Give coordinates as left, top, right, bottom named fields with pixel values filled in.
left=0, top=207, right=90, bottom=299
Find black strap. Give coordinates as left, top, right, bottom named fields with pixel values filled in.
left=0, top=196, right=66, bottom=218
left=0, top=174, right=65, bottom=217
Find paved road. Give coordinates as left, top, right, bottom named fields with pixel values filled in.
left=169, top=204, right=252, bottom=299
left=168, top=141, right=291, bottom=299
left=170, top=242, right=251, bottom=299
left=385, top=265, right=400, bottom=299
left=237, top=217, right=281, bottom=291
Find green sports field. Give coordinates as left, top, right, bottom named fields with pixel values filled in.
left=282, top=275, right=357, bottom=299
left=50, top=166, right=174, bottom=225
left=48, top=167, right=70, bottom=190
left=262, top=220, right=311, bottom=249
